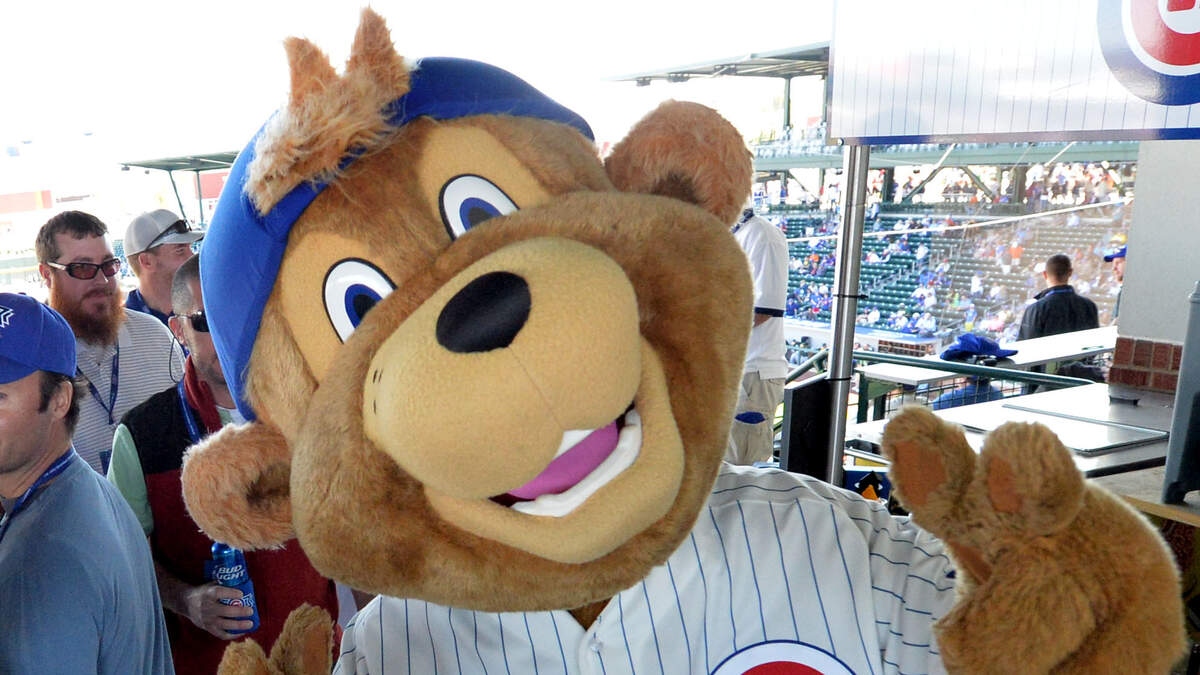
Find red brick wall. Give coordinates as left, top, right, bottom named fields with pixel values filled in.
left=1109, top=336, right=1183, bottom=393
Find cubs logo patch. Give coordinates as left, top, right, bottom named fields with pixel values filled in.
left=1099, top=0, right=1200, bottom=105
left=710, top=641, right=858, bottom=675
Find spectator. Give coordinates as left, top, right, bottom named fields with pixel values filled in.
left=107, top=257, right=341, bottom=675
left=964, top=304, right=978, bottom=332
left=726, top=206, right=788, bottom=465
left=930, top=334, right=1015, bottom=410
left=123, top=210, right=204, bottom=326
left=1105, top=245, right=1126, bottom=320
left=970, top=272, right=983, bottom=298
left=1018, top=253, right=1099, bottom=340
left=0, top=292, right=173, bottom=673
left=36, top=211, right=184, bottom=473
left=916, top=311, right=937, bottom=336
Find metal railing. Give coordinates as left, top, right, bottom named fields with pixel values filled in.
left=774, top=348, right=1095, bottom=434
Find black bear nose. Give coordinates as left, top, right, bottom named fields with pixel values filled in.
left=436, top=271, right=531, bottom=353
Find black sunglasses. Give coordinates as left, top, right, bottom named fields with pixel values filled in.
left=146, top=220, right=193, bottom=249
left=184, top=310, right=209, bottom=333
left=46, top=258, right=122, bottom=280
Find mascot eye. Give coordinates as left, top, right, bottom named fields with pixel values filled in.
left=439, top=174, right=519, bottom=240
left=323, top=259, right=395, bottom=342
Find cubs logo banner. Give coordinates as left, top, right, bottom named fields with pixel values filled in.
left=830, top=0, right=1200, bottom=144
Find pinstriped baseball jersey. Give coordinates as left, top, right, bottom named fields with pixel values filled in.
left=335, top=465, right=956, bottom=675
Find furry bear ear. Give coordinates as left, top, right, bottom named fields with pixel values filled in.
left=978, top=422, right=1085, bottom=536
left=181, top=422, right=295, bottom=550
left=247, top=7, right=410, bottom=214
left=604, top=100, right=752, bottom=227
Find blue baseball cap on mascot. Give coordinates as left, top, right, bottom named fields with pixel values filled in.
left=0, top=293, right=76, bottom=384
left=201, top=57, right=594, bottom=420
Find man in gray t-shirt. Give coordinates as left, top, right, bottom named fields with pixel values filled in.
left=0, top=292, right=173, bottom=674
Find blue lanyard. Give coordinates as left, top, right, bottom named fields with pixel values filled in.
left=176, top=379, right=202, bottom=444
left=1044, top=287, right=1074, bottom=296
left=80, top=344, right=120, bottom=425
left=0, top=449, right=75, bottom=546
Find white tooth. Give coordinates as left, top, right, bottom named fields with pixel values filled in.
left=513, top=409, right=641, bottom=518
left=556, top=428, right=596, bottom=459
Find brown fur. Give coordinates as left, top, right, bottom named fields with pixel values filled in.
left=606, top=100, right=753, bottom=227
left=883, top=407, right=1185, bottom=674
left=247, top=9, right=410, bottom=214
left=289, top=191, right=748, bottom=609
left=217, top=605, right=332, bottom=675
left=182, top=422, right=295, bottom=550
left=217, top=641, right=271, bottom=675
left=184, top=12, right=752, bottom=616
left=265, top=605, right=333, bottom=674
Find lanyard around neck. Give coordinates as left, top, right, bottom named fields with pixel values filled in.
left=79, top=344, right=120, bottom=425
left=176, top=379, right=202, bottom=444
left=0, top=449, right=75, bottom=546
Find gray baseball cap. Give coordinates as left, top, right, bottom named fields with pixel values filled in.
left=124, top=209, right=204, bottom=256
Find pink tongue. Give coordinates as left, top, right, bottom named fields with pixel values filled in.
left=506, top=421, right=620, bottom=500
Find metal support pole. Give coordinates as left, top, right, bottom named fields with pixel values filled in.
left=783, top=76, right=793, bottom=131
left=167, top=171, right=186, bottom=221
left=824, top=144, right=870, bottom=487
left=1009, top=165, right=1028, bottom=204
left=194, top=170, right=204, bottom=226
left=960, top=166, right=995, bottom=200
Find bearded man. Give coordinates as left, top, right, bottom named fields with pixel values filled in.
left=36, top=211, right=183, bottom=473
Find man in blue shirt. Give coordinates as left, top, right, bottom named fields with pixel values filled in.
left=0, top=292, right=173, bottom=674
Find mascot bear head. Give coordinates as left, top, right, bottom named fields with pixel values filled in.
left=183, top=7, right=755, bottom=615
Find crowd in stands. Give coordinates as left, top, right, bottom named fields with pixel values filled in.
left=770, top=163, right=1129, bottom=343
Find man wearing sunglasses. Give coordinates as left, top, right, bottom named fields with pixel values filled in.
left=107, top=256, right=341, bottom=675
left=36, top=211, right=183, bottom=474
left=124, top=209, right=204, bottom=326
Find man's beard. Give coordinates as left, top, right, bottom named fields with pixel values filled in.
left=50, top=283, right=125, bottom=345
left=194, top=355, right=227, bottom=391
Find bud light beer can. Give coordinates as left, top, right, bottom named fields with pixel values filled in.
left=205, top=542, right=260, bottom=634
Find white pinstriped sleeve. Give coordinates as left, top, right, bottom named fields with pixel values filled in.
left=729, top=467, right=956, bottom=675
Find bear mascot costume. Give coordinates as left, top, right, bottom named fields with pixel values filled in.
left=181, top=9, right=1185, bottom=674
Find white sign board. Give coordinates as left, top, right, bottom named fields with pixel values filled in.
left=829, top=0, right=1200, bottom=143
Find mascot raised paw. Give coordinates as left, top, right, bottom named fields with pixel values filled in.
left=883, top=406, right=1185, bottom=674
left=182, top=9, right=1185, bottom=674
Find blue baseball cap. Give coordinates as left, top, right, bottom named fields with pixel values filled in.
left=0, top=293, right=76, bottom=384
left=1103, top=246, right=1127, bottom=262
left=201, top=57, right=594, bottom=420
left=940, top=333, right=1018, bottom=362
